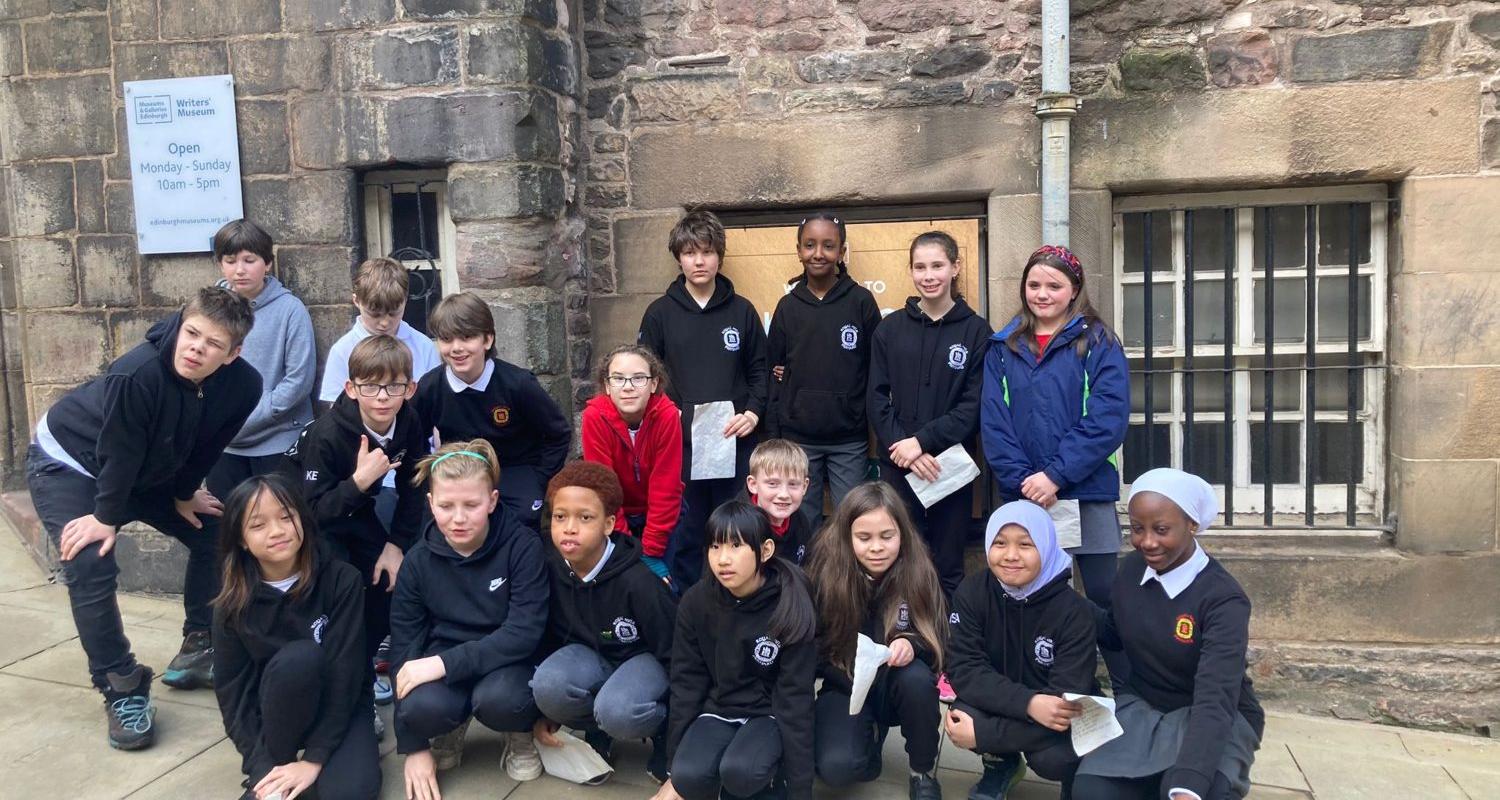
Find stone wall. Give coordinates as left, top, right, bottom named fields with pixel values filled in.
left=0, top=0, right=588, bottom=491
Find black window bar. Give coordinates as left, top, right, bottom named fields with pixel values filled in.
left=365, top=177, right=445, bottom=335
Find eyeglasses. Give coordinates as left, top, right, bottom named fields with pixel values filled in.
left=353, top=382, right=410, bottom=397
left=607, top=374, right=653, bottom=389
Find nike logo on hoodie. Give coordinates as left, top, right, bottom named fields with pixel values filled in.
left=489, top=577, right=506, bottom=592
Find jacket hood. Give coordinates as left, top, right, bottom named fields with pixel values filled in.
left=709, top=561, right=784, bottom=614
left=993, top=313, right=1087, bottom=347
left=584, top=391, right=677, bottom=435
left=787, top=267, right=856, bottom=306
left=665, top=274, right=737, bottom=313
left=214, top=275, right=289, bottom=311
left=421, top=501, right=516, bottom=563
left=902, top=296, right=976, bottom=326
left=547, top=531, right=644, bottom=583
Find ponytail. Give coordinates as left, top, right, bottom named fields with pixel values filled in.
left=706, top=501, right=817, bottom=645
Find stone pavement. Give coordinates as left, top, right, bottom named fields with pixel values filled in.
left=1, top=528, right=1495, bottom=800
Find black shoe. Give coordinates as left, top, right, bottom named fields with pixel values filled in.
left=911, top=772, right=943, bottom=800
left=161, top=630, right=213, bottom=689
left=584, top=728, right=613, bottom=762
left=646, top=730, right=669, bottom=784
left=968, top=754, right=1025, bottom=800
left=104, top=665, right=156, bottom=750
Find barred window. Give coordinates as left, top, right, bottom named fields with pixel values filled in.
left=361, top=169, right=457, bottom=333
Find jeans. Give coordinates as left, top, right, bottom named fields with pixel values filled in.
left=530, top=645, right=668, bottom=739
left=797, top=439, right=869, bottom=531
left=394, top=663, right=539, bottom=752
left=26, top=445, right=220, bottom=694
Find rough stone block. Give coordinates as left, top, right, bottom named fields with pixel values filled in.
left=15, top=238, right=77, bottom=308
left=10, top=162, right=74, bottom=236
left=910, top=44, right=991, bottom=78
left=110, top=0, right=158, bottom=41
left=1390, top=366, right=1500, bottom=462
left=630, top=75, right=739, bottom=122
left=0, top=169, right=9, bottom=238
left=1120, top=47, right=1206, bottom=92
left=481, top=287, right=565, bottom=375
left=1207, top=29, right=1279, bottom=87
left=22, top=15, right=109, bottom=73
left=160, top=0, right=277, bottom=38
left=1291, top=24, right=1451, bottom=83
left=583, top=29, right=645, bottom=80
left=1486, top=117, right=1500, bottom=171
left=1392, top=457, right=1497, bottom=553
left=275, top=245, right=355, bottom=306
left=454, top=219, right=551, bottom=289
left=448, top=164, right=564, bottom=222
left=141, top=254, right=213, bottom=306
left=586, top=156, right=625, bottom=183
left=229, top=37, right=331, bottom=95
left=855, top=0, right=974, bottom=32
left=0, top=74, right=114, bottom=159
left=588, top=293, right=653, bottom=372
left=797, top=49, right=910, bottom=83
left=115, top=41, right=228, bottom=87
left=0, top=23, right=19, bottom=78
left=0, top=241, right=15, bottom=309
left=109, top=308, right=163, bottom=358
left=466, top=23, right=575, bottom=95
left=284, top=0, right=397, bottom=32
left=1392, top=271, right=1500, bottom=368
left=1474, top=10, right=1500, bottom=48
left=23, top=311, right=108, bottom=383
left=104, top=182, right=136, bottom=235
left=77, top=235, right=140, bottom=306
left=307, top=303, right=355, bottom=372
left=611, top=213, right=680, bottom=295
left=1401, top=176, right=1500, bottom=274
left=714, top=0, right=833, bottom=27
left=74, top=160, right=105, bottom=233
left=243, top=172, right=356, bottom=245
left=337, top=26, right=460, bottom=90
left=403, top=0, right=557, bottom=25
left=236, top=99, right=290, bottom=175
left=592, top=132, right=627, bottom=153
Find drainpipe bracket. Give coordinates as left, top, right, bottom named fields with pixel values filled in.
left=1034, top=93, right=1080, bottom=119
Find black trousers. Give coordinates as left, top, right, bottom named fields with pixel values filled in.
left=882, top=462, right=971, bottom=599
left=952, top=701, right=1079, bottom=785
left=1072, top=771, right=1238, bottom=800
left=324, top=534, right=390, bottom=664
left=395, top=662, right=539, bottom=741
left=242, top=640, right=382, bottom=800
left=205, top=452, right=285, bottom=508
left=673, top=473, right=744, bottom=590
left=815, top=659, right=941, bottom=784
left=671, top=715, right=783, bottom=800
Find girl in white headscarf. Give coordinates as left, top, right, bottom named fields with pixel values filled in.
left=1076, top=468, right=1264, bottom=800
left=942, top=501, right=1098, bottom=800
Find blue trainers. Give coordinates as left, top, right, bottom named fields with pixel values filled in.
left=374, top=675, right=393, bottom=705
left=161, top=631, right=213, bottom=689
left=968, top=754, right=1026, bottom=800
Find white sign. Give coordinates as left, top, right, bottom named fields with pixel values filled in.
left=124, top=75, right=243, bottom=254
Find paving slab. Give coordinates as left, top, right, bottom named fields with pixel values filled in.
left=1248, top=741, right=1312, bottom=792
left=0, top=603, right=81, bottom=669
left=3, top=622, right=220, bottom=710
left=0, top=525, right=49, bottom=592
left=1399, top=729, right=1500, bottom=773
left=123, top=737, right=242, bottom=799
left=0, top=582, right=174, bottom=628
left=1290, top=742, right=1469, bottom=800
left=1445, top=764, right=1500, bottom=799
left=1261, top=711, right=1410, bottom=759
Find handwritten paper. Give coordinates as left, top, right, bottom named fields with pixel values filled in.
left=1050, top=498, right=1083, bottom=550
left=1062, top=693, right=1124, bottom=756
left=850, top=634, right=892, bottom=715
left=904, top=445, right=981, bottom=509
left=690, top=401, right=737, bottom=480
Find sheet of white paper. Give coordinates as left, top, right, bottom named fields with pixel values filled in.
left=1049, top=498, right=1083, bottom=550
left=1062, top=692, right=1124, bottom=756
left=850, top=633, right=892, bottom=715
left=904, top=444, right=982, bottom=509
left=691, top=401, right=738, bottom=481
left=537, top=729, right=614, bottom=784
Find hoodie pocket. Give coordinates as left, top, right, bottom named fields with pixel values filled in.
left=790, top=389, right=856, bottom=436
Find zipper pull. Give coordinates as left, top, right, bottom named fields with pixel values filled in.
left=198, top=386, right=204, bottom=399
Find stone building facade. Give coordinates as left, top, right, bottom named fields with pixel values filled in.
left=2, top=0, right=1498, bottom=733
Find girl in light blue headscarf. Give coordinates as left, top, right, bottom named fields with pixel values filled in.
left=985, top=500, right=1075, bottom=601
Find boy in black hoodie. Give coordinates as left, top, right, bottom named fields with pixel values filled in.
left=532, top=461, right=678, bottom=781
left=26, top=287, right=259, bottom=750
left=766, top=211, right=882, bottom=532
left=285, top=335, right=428, bottom=713
left=639, top=210, right=767, bottom=589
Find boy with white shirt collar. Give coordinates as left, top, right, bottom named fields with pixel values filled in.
left=319, top=258, right=442, bottom=407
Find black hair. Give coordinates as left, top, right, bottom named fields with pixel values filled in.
left=212, top=219, right=275, bottom=265
left=707, top=500, right=817, bottom=645
left=214, top=473, right=318, bottom=622
left=794, top=210, right=849, bottom=274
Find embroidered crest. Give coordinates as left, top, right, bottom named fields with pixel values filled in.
left=1174, top=614, right=1195, bottom=644
left=531, top=499, right=544, bottom=511
left=1033, top=635, right=1055, bottom=666
left=722, top=326, right=742, bottom=352
left=839, top=324, right=859, bottom=351
left=491, top=406, right=511, bottom=426
left=612, top=617, right=640, bottom=644
left=752, top=635, right=781, bottom=667
left=947, top=343, right=969, bottom=370
left=795, top=544, right=806, bottom=563
left=949, top=611, right=960, bottom=625
left=896, top=603, right=911, bottom=631
left=310, top=614, right=329, bottom=645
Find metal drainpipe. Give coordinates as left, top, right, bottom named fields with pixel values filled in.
left=1037, top=0, right=1080, bottom=247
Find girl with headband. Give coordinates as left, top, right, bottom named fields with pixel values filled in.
left=390, top=439, right=550, bottom=799
left=979, top=244, right=1130, bottom=686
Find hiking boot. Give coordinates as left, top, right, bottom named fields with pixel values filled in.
left=431, top=718, right=470, bottom=771
left=503, top=730, right=542, bottom=781
left=910, top=772, right=943, bottom=800
left=646, top=729, right=670, bottom=784
left=105, top=665, right=156, bottom=750
left=968, top=754, right=1026, bottom=800
left=584, top=728, right=613, bottom=762
left=161, top=630, right=213, bottom=689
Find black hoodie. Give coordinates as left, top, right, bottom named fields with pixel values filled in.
left=43, top=311, right=262, bottom=526
left=212, top=549, right=370, bottom=775
left=946, top=569, right=1098, bottom=755
left=282, top=393, right=429, bottom=552
left=868, top=297, right=992, bottom=459
left=766, top=269, right=882, bottom=445
left=389, top=503, right=549, bottom=754
left=543, top=532, right=676, bottom=666
left=668, top=565, right=816, bottom=800
left=639, top=275, right=768, bottom=477
left=816, top=583, right=940, bottom=696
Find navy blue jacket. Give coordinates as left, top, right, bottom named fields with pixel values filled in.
left=980, top=316, right=1128, bottom=502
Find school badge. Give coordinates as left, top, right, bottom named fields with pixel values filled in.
left=896, top=603, right=911, bottom=631
left=611, top=617, right=640, bottom=644
left=752, top=635, right=781, bottom=666
left=722, top=326, right=742, bottom=352
left=1033, top=635, right=1055, bottom=666
left=947, top=343, right=969, bottom=370
left=839, top=324, right=859, bottom=351
left=949, top=612, right=961, bottom=625
left=310, top=614, right=329, bottom=645
left=491, top=405, right=511, bottom=426
left=1174, top=613, right=1196, bottom=644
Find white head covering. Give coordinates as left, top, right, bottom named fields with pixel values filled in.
left=1128, top=468, right=1219, bottom=532
left=984, top=500, right=1073, bottom=600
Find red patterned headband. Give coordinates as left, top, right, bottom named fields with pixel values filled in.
left=1031, top=245, right=1083, bottom=283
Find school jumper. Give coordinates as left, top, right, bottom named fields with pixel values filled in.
left=766, top=267, right=882, bottom=529
left=667, top=565, right=816, bottom=800
left=947, top=569, right=1098, bottom=783
left=764, top=505, right=812, bottom=566
left=283, top=394, right=429, bottom=661
left=209, top=276, right=317, bottom=500
left=1077, top=549, right=1263, bottom=799
left=390, top=504, right=549, bottom=754
left=640, top=274, right=768, bottom=588
left=532, top=533, right=678, bottom=739
left=320, top=318, right=442, bottom=404
left=868, top=297, right=992, bottom=596
left=27, top=310, right=260, bottom=695
left=581, top=392, right=684, bottom=561
left=413, top=358, right=571, bottom=530
left=213, top=552, right=380, bottom=800
left=813, top=593, right=941, bottom=786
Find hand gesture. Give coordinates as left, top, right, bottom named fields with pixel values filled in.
left=254, top=760, right=322, bottom=800
left=59, top=514, right=117, bottom=561
left=944, top=707, right=977, bottom=750
left=1026, top=694, right=1083, bottom=732
left=395, top=655, right=447, bottom=700
left=908, top=453, right=942, bottom=483
left=887, top=637, right=915, bottom=668
left=651, top=779, right=685, bottom=800
left=372, top=542, right=404, bottom=591
left=175, top=488, right=223, bottom=529
left=353, top=435, right=399, bottom=492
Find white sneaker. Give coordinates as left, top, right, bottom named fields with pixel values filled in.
left=503, top=731, right=542, bottom=781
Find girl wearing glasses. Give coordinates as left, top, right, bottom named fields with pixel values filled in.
left=581, top=344, right=685, bottom=586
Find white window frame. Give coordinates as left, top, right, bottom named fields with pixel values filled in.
left=1112, top=185, right=1388, bottom=526
left=361, top=169, right=460, bottom=296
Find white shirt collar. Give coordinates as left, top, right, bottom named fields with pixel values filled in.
left=1140, top=543, right=1210, bottom=599
left=364, top=421, right=396, bottom=448
left=446, top=359, right=495, bottom=393
left=579, top=539, right=615, bottom=583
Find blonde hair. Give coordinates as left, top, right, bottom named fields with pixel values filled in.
left=348, top=334, right=412, bottom=383
left=352, top=257, right=409, bottom=315
left=749, top=438, right=809, bottom=481
left=413, top=439, right=500, bottom=488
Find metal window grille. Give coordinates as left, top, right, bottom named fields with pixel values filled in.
left=361, top=171, right=458, bottom=335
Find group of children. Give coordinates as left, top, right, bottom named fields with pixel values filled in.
left=25, top=210, right=1264, bottom=800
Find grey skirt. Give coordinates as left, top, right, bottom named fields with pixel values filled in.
left=1077, top=693, right=1259, bottom=796
left=1066, top=500, right=1122, bottom=556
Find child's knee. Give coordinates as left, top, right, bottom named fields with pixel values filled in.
left=472, top=670, right=538, bottom=732
left=317, top=762, right=381, bottom=800
left=529, top=663, right=595, bottom=722
left=396, top=685, right=465, bottom=739
left=814, top=742, right=870, bottom=788
left=593, top=695, right=663, bottom=740
left=719, top=753, right=777, bottom=798
left=1022, top=741, right=1079, bottom=783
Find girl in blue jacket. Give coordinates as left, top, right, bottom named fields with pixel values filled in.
left=979, top=245, right=1129, bottom=681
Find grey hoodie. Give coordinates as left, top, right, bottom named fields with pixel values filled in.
left=221, top=276, right=317, bottom=456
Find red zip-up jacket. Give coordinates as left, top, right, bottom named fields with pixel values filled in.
left=581, top=392, right=683, bottom=557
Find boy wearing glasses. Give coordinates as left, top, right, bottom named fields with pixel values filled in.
left=285, top=334, right=430, bottom=716
left=413, top=291, right=572, bottom=531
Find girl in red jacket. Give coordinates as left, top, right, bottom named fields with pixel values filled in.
left=582, top=344, right=684, bottom=585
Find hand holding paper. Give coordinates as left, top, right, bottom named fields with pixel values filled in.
left=849, top=634, right=892, bottom=715
left=1061, top=693, right=1124, bottom=756
left=690, top=401, right=737, bottom=480
left=904, top=444, right=981, bottom=509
